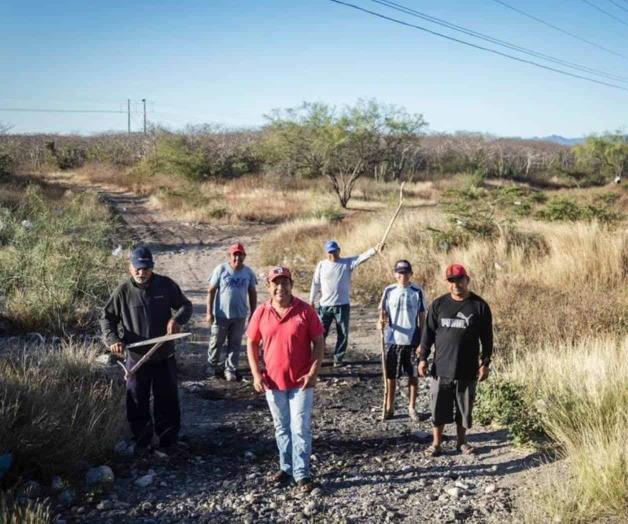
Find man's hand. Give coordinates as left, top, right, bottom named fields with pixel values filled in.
left=206, top=313, right=214, bottom=325
left=253, top=373, right=268, bottom=393
left=418, top=360, right=428, bottom=378
left=109, top=341, right=125, bottom=356
left=167, top=319, right=181, bottom=335
left=298, top=373, right=317, bottom=390
left=478, top=365, right=490, bottom=382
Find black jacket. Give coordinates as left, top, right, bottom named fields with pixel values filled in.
left=419, top=292, right=493, bottom=380
left=100, top=273, right=193, bottom=361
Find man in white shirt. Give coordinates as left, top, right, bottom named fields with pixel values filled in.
left=309, top=239, right=382, bottom=366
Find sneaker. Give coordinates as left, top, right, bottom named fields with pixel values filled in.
left=333, top=359, right=345, bottom=368
left=225, top=370, right=239, bottom=382
left=269, top=470, right=291, bottom=485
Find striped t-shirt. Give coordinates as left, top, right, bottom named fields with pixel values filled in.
left=379, top=283, right=427, bottom=346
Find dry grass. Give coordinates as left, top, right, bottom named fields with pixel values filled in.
left=510, top=336, right=628, bottom=522
left=56, top=166, right=436, bottom=225
left=0, top=340, right=125, bottom=478
left=261, top=203, right=627, bottom=348
left=0, top=493, right=50, bottom=524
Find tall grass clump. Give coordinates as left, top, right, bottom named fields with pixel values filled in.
left=0, top=185, right=123, bottom=334
left=0, top=341, right=125, bottom=478
left=509, top=336, right=628, bottom=522
left=0, top=493, right=50, bottom=524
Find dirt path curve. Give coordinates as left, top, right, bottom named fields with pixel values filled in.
left=52, top=179, right=543, bottom=524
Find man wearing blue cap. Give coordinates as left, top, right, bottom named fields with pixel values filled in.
left=309, top=239, right=383, bottom=366
left=101, top=246, right=193, bottom=451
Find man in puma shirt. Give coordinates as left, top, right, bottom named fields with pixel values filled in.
left=418, top=264, right=493, bottom=456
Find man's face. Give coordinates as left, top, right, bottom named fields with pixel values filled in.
left=395, top=271, right=412, bottom=286
left=326, top=249, right=340, bottom=261
left=130, top=264, right=153, bottom=285
left=269, top=276, right=292, bottom=302
left=229, top=251, right=246, bottom=269
left=448, top=275, right=470, bottom=298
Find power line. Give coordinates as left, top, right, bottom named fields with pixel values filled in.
left=580, top=0, right=628, bottom=27
left=608, top=0, right=628, bottom=14
left=370, top=0, right=628, bottom=83
left=0, top=107, right=126, bottom=114
left=490, top=0, right=628, bottom=60
left=328, top=0, right=628, bottom=92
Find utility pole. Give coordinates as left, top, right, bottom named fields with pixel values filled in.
left=127, top=99, right=131, bottom=135
left=142, top=98, right=147, bottom=135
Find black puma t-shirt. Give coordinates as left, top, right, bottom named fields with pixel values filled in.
left=419, top=292, right=493, bottom=380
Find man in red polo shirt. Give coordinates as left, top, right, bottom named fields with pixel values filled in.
left=246, top=266, right=324, bottom=492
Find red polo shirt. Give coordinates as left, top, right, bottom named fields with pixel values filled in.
left=247, top=297, right=324, bottom=391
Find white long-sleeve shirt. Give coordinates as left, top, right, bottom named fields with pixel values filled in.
left=309, top=248, right=376, bottom=307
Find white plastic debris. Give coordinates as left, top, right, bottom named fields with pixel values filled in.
left=111, top=245, right=123, bottom=257
left=21, top=220, right=33, bottom=229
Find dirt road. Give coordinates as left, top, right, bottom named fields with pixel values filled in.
left=57, top=186, right=542, bottom=523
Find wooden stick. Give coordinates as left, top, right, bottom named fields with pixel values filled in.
left=379, top=182, right=405, bottom=247
left=380, top=328, right=388, bottom=421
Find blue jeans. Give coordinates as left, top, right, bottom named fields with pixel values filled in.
left=319, top=304, right=350, bottom=362
left=265, top=388, right=314, bottom=481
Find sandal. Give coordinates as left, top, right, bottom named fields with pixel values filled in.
left=426, top=445, right=442, bottom=457
left=457, top=443, right=475, bottom=455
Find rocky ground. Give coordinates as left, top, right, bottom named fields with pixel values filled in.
left=15, top=179, right=545, bottom=523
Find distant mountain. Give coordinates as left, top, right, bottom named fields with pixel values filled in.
left=532, top=135, right=585, bottom=146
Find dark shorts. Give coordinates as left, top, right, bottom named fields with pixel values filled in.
left=429, top=377, right=476, bottom=429
left=385, top=344, right=418, bottom=379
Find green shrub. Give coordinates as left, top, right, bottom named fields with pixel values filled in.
left=0, top=341, right=125, bottom=478
left=311, top=206, right=343, bottom=222
left=0, top=151, right=15, bottom=178
left=475, top=377, right=545, bottom=445
left=536, top=196, right=622, bottom=224
left=0, top=493, right=50, bottom=524
left=0, top=186, right=123, bottom=334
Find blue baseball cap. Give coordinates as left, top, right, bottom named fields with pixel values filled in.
left=130, top=246, right=154, bottom=269
left=324, top=240, right=340, bottom=253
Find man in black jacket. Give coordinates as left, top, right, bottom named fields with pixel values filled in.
left=101, top=246, right=193, bottom=449
left=418, top=264, right=493, bottom=456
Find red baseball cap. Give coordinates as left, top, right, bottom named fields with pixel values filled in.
left=267, top=266, right=292, bottom=282
left=445, top=263, right=468, bottom=279
left=228, top=242, right=246, bottom=255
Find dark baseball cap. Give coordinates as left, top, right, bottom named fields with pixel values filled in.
left=130, top=246, right=154, bottom=269
left=394, top=260, right=413, bottom=274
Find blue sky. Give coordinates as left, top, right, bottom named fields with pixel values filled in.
left=1, top=0, right=627, bottom=136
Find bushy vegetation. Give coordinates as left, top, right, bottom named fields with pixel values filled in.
left=510, top=337, right=628, bottom=522
left=474, top=377, right=545, bottom=445
left=0, top=184, right=123, bottom=334
left=536, top=195, right=622, bottom=223
left=0, top=493, right=50, bottom=524
left=262, top=99, right=427, bottom=207
left=0, top=341, right=125, bottom=478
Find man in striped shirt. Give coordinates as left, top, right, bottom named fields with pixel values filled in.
left=378, top=260, right=427, bottom=421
